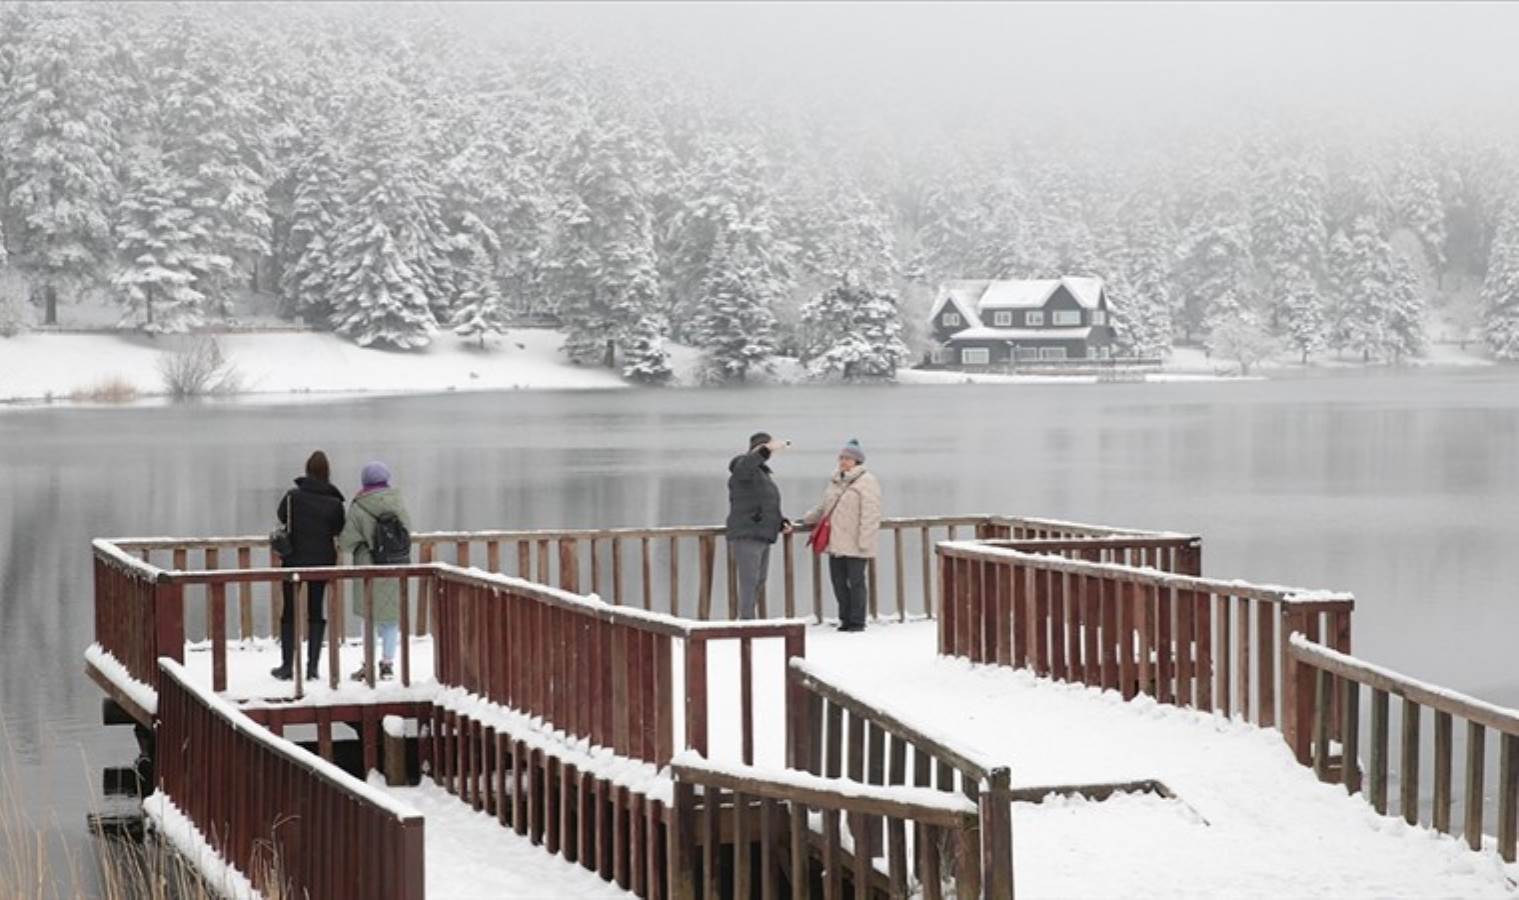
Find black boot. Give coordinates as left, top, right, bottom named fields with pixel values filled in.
left=270, top=618, right=295, bottom=680
left=306, top=620, right=326, bottom=676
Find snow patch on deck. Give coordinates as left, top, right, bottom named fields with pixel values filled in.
left=376, top=778, right=628, bottom=899
left=810, top=621, right=1519, bottom=898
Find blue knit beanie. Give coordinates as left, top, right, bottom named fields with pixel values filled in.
left=840, top=439, right=865, bottom=463
left=361, top=461, right=391, bottom=488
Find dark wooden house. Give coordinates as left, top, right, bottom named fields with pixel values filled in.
left=926, top=277, right=1117, bottom=368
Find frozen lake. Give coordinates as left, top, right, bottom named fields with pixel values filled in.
left=3, top=370, right=1518, bottom=871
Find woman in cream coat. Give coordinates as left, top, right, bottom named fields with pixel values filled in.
left=801, top=439, right=882, bottom=632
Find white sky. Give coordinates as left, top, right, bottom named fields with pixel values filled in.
left=452, top=2, right=1519, bottom=137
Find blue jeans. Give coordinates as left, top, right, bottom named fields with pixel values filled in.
left=380, top=623, right=400, bottom=663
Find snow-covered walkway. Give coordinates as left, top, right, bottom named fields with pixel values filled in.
left=176, top=622, right=1519, bottom=897
left=375, top=779, right=628, bottom=899
left=808, top=621, right=1518, bottom=899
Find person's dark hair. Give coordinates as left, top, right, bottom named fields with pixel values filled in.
left=749, top=431, right=772, bottom=449
left=305, top=450, right=330, bottom=482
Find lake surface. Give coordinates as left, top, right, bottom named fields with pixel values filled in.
left=3, top=370, right=1517, bottom=883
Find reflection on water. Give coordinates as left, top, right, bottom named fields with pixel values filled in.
left=2, top=370, right=1517, bottom=869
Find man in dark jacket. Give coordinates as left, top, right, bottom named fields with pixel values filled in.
left=726, top=431, right=790, bottom=619
left=270, top=450, right=346, bottom=680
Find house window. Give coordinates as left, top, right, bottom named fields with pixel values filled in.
left=942, top=312, right=962, bottom=327
left=1025, top=311, right=1045, bottom=326
left=1015, top=346, right=1040, bottom=361
left=1052, top=310, right=1082, bottom=326
left=929, top=347, right=951, bottom=365
left=1090, top=310, right=1107, bottom=326
left=992, top=311, right=1013, bottom=327
left=1039, top=347, right=1068, bottom=361
left=961, top=347, right=990, bottom=366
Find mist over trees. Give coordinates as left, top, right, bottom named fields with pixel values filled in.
left=2, top=1, right=1519, bottom=380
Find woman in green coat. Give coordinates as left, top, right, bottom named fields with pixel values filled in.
left=338, top=461, right=412, bottom=680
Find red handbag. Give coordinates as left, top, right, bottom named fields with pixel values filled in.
left=806, top=482, right=855, bottom=555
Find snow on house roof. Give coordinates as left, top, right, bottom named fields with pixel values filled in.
left=978, top=276, right=1105, bottom=310
left=927, top=280, right=992, bottom=326
left=948, top=326, right=1094, bottom=342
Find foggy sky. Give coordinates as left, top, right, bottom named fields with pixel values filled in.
left=453, top=2, right=1519, bottom=140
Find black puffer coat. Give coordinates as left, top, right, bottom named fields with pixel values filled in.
left=275, top=476, right=346, bottom=566
left=725, top=448, right=786, bottom=543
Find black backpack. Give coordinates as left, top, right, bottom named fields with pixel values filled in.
left=369, top=510, right=412, bottom=565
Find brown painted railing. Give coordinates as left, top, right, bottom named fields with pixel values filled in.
left=787, top=658, right=1013, bottom=898
left=155, top=659, right=425, bottom=900
left=935, top=540, right=1354, bottom=757
left=92, top=540, right=175, bottom=696
left=671, top=754, right=987, bottom=900
left=106, top=514, right=1182, bottom=640
left=1288, top=636, right=1519, bottom=862
left=430, top=563, right=808, bottom=767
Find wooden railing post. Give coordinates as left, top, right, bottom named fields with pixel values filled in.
left=685, top=636, right=708, bottom=756
left=980, top=768, right=1014, bottom=899
left=152, top=578, right=185, bottom=695
left=1280, top=608, right=1312, bottom=765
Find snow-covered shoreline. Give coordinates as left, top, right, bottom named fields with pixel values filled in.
left=0, top=330, right=1499, bottom=410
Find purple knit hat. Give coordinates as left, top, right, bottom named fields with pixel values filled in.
left=360, top=461, right=391, bottom=488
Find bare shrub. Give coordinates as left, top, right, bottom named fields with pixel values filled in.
left=157, top=337, right=243, bottom=400
left=69, top=377, right=139, bottom=404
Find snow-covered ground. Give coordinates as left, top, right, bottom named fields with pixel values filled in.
left=0, top=329, right=627, bottom=403
left=807, top=622, right=1518, bottom=899
left=166, top=621, right=1519, bottom=898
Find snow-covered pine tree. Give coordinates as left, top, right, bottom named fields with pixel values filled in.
left=620, top=314, right=674, bottom=384
left=112, top=151, right=228, bottom=333
left=325, top=81, right=444, bottom=349
left=148, top=13, right=272, bottom=315
left=0, top=7, right=120, bottom=324
left=1328, top=216, right=1425, bottom=362
left=1177, top=189, right=1256, bottom=349
left=1391, top=151, right=1447, bottom=273
left=448, top=214, right=509, bottom=348
left=1105, top=195, right=1175, bottom=358
left=279, top=133, right=343, bottom=323
left=800, top=277, right=912, bottom=379
left=665, top=138, right=792, bottom=345
left=1279, top=263, right=1328, bottom=363
left=692, top=237, right=778, bottom=383
left=1481, top=202, right=1519, bottom=360
left=545, top=119, right=664, bottom=366
left=1250, top=155, right=1327, bottom=332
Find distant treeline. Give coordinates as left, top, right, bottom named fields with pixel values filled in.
left=1, top=3, right=1517, bottom=379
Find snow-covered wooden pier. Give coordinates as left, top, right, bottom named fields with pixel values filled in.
left=85, top=516, right=1519, bottom=898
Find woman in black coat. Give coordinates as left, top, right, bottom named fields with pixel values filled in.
left=270, top=451, right=346, bottom=680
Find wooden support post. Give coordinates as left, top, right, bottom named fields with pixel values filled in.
left=1342, top=679, right=1362, bottom=796
left=1401, top=698, right=1421, bottom=825
left=980, top=769, right=1014, bottom=900
left=384, top=719, right=408, bottom=786
left=1433, top=710, right=1453, bottom=834
left=669, top=780, right=697, bottom=900
left=1466, top=721, right=1486, bottom=852
left=1313, top=669, right=1332, bottom=782
left=1369, top=688, right=1389, bottom=815
left=1501, top=734, right=1519, bottom=863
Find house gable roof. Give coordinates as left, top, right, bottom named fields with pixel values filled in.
left=927, top=280, right=991, bottom=328
left=977, top=276, right=1105, bottom=311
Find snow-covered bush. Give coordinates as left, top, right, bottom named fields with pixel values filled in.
left=157, top=337, right=242, bottom=399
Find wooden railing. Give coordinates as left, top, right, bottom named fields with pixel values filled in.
left=671, top=754, right=987, bottom=900
left=430, top=563, right=808, bottom=767
left=104, top=514, right=1182, bottom=638
left=155, top=659, right=425, bottom=900
left=1288, top=636, right=1519, bottom=862
left=93, top=540, right=175, bottom=696
left=935, top=540, right=1354, bottom=759
left=787, top=658, right=1013, bottom=898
